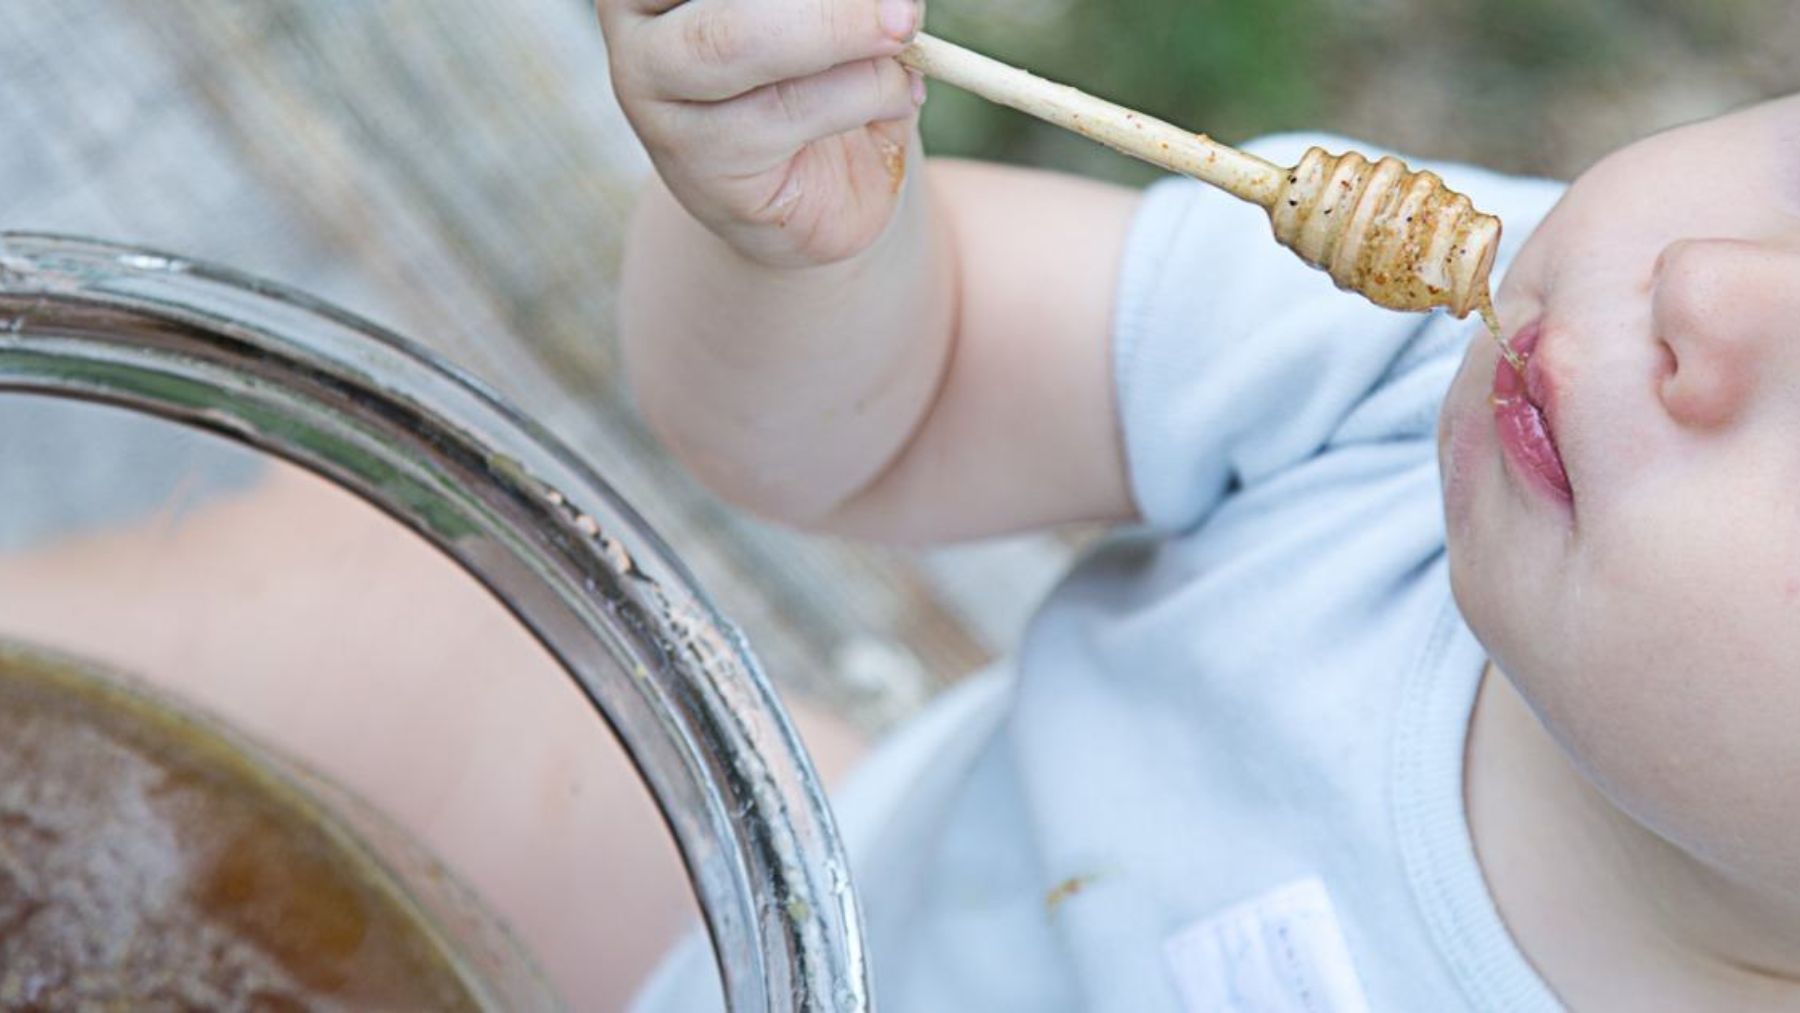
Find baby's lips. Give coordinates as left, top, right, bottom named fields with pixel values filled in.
left=1508, top=318, right=1546, bottom=368
left=1491, top=317, right=1575, bottom=502
left=1517, top=322, right=1568, bottom=469
left=1509, top=321, right=1562, bottom=428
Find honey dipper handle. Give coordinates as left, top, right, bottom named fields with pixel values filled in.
left=898, top=33, right=1285, bottom=207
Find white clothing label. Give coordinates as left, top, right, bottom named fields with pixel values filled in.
left=1162, top=877, right=1371, bottom=1013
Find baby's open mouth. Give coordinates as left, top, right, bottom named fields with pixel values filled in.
left=1490, top=321, right=1572, bottom=502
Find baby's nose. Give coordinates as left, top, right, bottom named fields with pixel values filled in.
left=1652, top=237, right=1800, bottom=429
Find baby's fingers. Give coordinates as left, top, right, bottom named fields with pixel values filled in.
left=674, top=57, right=918, bottom=177
left=636, top=0, right=918, bottom=102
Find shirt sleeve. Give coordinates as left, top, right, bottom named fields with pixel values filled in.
left=1112, top=132, right=1562, bottom=534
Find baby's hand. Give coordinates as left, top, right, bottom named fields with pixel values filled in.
left=598, top=0, right=926, bottom=269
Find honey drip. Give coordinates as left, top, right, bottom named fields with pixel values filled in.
left=1478, top=291, right=1525, bottom=374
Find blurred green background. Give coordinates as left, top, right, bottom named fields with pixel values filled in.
left=919, top=0, right=1799, bottom=184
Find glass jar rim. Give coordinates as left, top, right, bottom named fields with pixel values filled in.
left=0, top=231, right=870, bottom=1013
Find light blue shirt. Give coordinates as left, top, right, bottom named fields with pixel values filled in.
left=637, top=135, right=1567, bottom=1012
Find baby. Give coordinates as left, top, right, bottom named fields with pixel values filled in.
left=597, top=0, right=1800, bottom=1008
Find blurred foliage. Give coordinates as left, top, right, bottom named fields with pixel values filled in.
left=919, top=0, right=1800, bottom=184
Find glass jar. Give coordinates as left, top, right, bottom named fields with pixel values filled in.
left=0, top=234, right=869, bottom=1011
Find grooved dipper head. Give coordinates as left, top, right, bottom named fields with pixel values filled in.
left=1268, top=146, right=1501, bottom=318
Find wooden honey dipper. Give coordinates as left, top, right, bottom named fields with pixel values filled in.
left=898, top=33, right=1518, bottom=364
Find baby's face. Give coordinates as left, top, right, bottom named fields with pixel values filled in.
left=1440, top=95, right=1800, bottom=888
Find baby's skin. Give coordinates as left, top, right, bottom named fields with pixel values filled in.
left=598, top=0, right=1800, bottom=1003
left=1447, top=95, right=1800, bottom=1007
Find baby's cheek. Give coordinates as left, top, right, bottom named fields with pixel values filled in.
left=1556, top=520, right=1800, bottom=886
left=1439, top=410, right=1484, bottom=539
left=1437, top=352, right=1492, bottom=540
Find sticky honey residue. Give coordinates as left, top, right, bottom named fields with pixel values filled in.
left=1044, top=873, right=1100, bottom=916
left=0, top=649, right=487, bottom=1010
left=875, top=134, right=907, bottom=195
left=1477, top=290, right=1526, bottom=373
left=1266, top=147, right=1502, bottom=322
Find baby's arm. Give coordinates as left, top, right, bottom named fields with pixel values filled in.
left=602, top=0, right=1141, bottom=543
